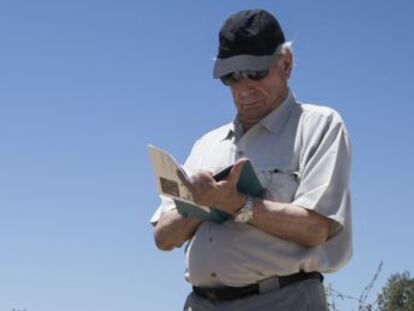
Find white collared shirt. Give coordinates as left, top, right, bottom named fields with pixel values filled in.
left=151, top=91, right=352, bottom=287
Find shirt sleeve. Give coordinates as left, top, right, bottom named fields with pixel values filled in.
left=149, top=195, right=176, bottom=226
left=293, top=111, right=352, bottom=237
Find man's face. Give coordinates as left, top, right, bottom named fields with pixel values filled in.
left=229, top=52, right=292, bottom=129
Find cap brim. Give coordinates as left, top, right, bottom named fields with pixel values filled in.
left=213, top=54, right=275, bottom=78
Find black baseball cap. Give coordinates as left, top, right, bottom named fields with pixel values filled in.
left=213, top=9, right=286, bottom=79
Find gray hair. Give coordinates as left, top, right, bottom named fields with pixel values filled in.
left=275, top=41, right=293, bottom=56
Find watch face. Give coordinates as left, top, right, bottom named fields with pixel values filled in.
left=243, top=210, right=253, bottom=222
left=235, top=196, right=255, bottom=223
left=236, top=209, right=253, bottom=223
left=239, top=214, right=249, bottom=222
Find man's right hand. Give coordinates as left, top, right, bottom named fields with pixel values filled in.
left=177, top=159, right=248, bottom=215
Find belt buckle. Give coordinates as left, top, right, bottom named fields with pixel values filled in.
left=258, top=275, right=281, bottom=294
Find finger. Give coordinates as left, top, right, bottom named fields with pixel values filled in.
left=176, top=169, right=193, bottom=191
left=228, top=158, right=248, bottom=187
left=193, top=172, right=217, bottom=193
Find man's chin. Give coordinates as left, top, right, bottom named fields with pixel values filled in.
left=243, top=104, right=268, bottom=114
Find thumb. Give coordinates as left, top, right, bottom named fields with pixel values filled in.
left=228, top=158, right=247, bottom=187
left=176, top=169, right=192, bottom=191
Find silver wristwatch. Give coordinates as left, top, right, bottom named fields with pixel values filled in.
left=235, top=195, right=255, bottom=223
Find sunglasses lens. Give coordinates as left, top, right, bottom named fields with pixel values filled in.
left=220, top=73, right=235, bottom=86
left=246, top=70, right=269, bottom=80
left=220, top=70, right=269, bottom=85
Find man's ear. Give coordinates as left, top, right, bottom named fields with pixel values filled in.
left=281, top=50, right=293, bottom=78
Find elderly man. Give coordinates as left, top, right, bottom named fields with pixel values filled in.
left=151, top=9, right=352, bottom=311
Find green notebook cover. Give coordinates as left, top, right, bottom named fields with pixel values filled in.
left=174, top=160, right=265, bottom=223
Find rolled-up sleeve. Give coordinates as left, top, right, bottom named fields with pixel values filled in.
left=293, top=112, right=352, bottom=237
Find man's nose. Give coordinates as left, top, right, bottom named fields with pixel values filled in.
left=233, top=83, right=258, bottom=103
left=234, top=81, right=255, bottom=96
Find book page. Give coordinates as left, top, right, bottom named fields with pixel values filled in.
left=148, top=145, right=210, bottom=212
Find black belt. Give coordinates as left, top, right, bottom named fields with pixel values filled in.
left=193, top=271, right=323, bottom=301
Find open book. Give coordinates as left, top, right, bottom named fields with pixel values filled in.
left=148, top=145, right=265, bottom=223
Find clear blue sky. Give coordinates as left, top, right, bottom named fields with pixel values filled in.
left=1, top=1, right=413, bottom=310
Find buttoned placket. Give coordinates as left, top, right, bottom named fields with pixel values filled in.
left=202, top=124, right=263, bottom=284
left=206, top=223, right=218, bottom=280
left=235, top=142, right=246, bottom=160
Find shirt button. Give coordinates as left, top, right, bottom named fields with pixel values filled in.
left=209, top=237, right=213, bottom=242
left=210, top=272, right=217, bottom=278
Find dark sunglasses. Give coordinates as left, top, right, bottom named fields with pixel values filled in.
left=220, top=70, right=269, bottom=86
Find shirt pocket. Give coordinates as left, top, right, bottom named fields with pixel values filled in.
left=255, top=168, right=301, bottom=203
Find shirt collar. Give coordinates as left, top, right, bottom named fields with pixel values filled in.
left=221, top=123, right=237, bottom=141
left=260, top=89, right=296, bottom=135
left=221, top=89, right=296, bottom=141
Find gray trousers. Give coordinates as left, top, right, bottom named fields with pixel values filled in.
left=183, top=279, right=328, bottom=311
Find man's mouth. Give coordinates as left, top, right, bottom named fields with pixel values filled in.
left=241, top=101, right=261, bottom=110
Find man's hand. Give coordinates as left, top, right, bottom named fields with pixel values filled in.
left=177, top=158, right=248, bottom=215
